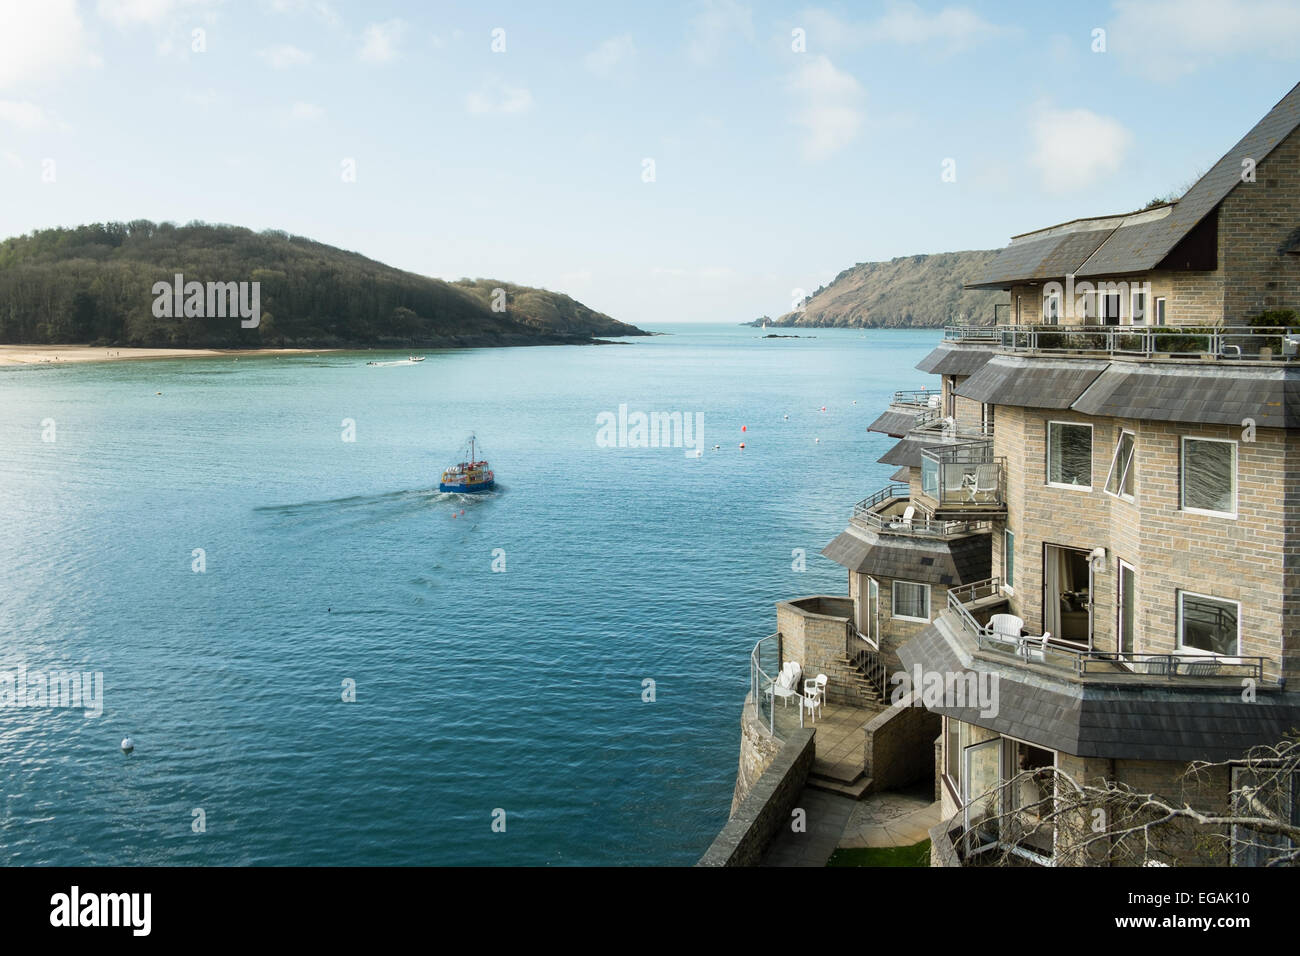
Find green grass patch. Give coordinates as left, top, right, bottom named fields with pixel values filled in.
left=826, top=840, right=931, bottom=867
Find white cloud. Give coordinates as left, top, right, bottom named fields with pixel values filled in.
left=267, top=0, right=342, bottom=28
left=688, top=0, right=754, bottom=65
left=359, top=19, right=405, bottom=62
left=290, top=101, right=324, bottom=120
left=584, top=34, right=636, bottom=74
left=1, top=149, right=23, bottom=169
left=0, top=0, right=101, bottom=90
left=786, top=55, right=865, bottom=160
left=466, top=80, right=533, bottom=115
left=0, top=100, right=66, bottom=130
left=800, top=2, right=1010, bottom=54
left=1029, top=106, right=1133, bottom=193
left=260, top=44, right=312, bottom=69
left=1110, top=0, right=1300, bottom=80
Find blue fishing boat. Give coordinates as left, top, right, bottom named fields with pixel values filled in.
left=439, top=435, right=495, bottom=493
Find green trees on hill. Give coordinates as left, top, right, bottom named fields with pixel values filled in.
left=0, top=221, right=642, bottom=347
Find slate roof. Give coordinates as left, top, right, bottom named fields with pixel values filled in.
left=869, top=409, right=926, bottom=437
left=956, top=354, right=1300, bottom=426
left=890, top=465, right=913, bottom=482
left=1079, top=81, right=1300, bottom=277
left=966, top=81, right=1300, bottom=287
left=955, top=356, right=1109, bottom=409
left=899, top=615, right=1300, bottom=762
left=916, top=342, right=997, bottom=376
left=966, top=224, right=1118, bottom=290
left=821, top=525, right=992, bottom=587
left=878, top=437, right=946, bottom=467
left=1071, top=364, right=1300, bottom=428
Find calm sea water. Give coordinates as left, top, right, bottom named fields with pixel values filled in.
left=0, top=324, right=938, bottom=865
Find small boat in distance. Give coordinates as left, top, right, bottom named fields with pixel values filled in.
left=439, top=435, right=495, bottom=493
left=410, top=355, right=425, bottom=363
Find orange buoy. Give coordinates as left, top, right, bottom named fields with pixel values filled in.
left=741, top=425, right=747, bottom=432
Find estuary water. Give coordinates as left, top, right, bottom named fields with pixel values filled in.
left=0, top=324, right=938, bottom=865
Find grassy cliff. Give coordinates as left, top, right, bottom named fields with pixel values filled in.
left=757, top=250, right=1006, bottom=328
left=0, top=221, right=646, bottom=348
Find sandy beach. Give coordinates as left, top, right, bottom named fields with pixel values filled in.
left=0, top=346, right=338, bottom=367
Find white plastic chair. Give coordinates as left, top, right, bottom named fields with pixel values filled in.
left=974, top=463, right=999, bottom=502
left=889, top=504, right=916, bottom=531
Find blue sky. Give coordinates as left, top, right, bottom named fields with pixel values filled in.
left=1, top=0, right=1299, bottom=327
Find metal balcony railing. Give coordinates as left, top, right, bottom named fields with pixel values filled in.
left=920, top=440, right=1006, bottom=509
left=944, top=324, right=1300, bottom=360
left=851, top=484, right=994, bottom=538
left=946, top=579, right=1267, bottom=681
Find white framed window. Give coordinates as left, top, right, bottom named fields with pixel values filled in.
left=1043, top=292, right=1061, bottom=324
left=1131, top=290, right=1147, bottom=325
left=1177, top=590, right=1240, bottom=657
left=1047, top=421, right=1093, bottom=490
left=1154, top=296, right=1167, bottom=326
left=1003, top=529, right=1015, bottom=592
left=892, top=581, right=931, bottom=622
left=1181, top=437, right=1237, bottom=517
left=1104, top=430, right=1136, bottom=500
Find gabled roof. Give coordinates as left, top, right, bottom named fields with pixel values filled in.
left=967, top=81, right=1300, bottom=288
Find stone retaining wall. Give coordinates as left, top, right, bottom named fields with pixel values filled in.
left=699, top=726, right=816, bottom=867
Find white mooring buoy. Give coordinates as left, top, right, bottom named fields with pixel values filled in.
left=121, top=736, right=134, bottom=753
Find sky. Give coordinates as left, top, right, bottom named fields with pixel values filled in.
left=1, top=0, right=1299, bottom=327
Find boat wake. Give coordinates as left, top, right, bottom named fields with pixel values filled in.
left=255, top=485, right=502, bottom=527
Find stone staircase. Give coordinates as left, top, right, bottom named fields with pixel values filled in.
left=823, top=650, right=887, bottom=708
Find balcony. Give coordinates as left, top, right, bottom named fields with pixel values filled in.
left=944, top=324, right=1300, bottom=362
left=946, top=578, right=1267, bottom=682
left=918, top=441, right=1005, bottom=513
left=851, top=484, right=994, bottom=539
left=890, top=388, right=943, bottom=411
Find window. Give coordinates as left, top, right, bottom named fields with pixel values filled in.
left=981, top=403, right=995, bottom=434
left=944, top=718, right=964, bottom=793
left=1178, top=591, right=1240, bottom=656
left=1182, top=437, right=1236, bottom=516
left=1003, top=529, right=1015, bottom=590
left=1154, top=296, right=1166, bottom=326
left=892, top=581, right=931, bottom=621
left=1131, top=291, right=1147, bottom=324
left=1081, top=290, right=1098, bottom=322
left=1105, top=430, right=1136, bottom=499
left=1047, top=422, right=1093, bottom=489
left=1101, top=291, right=1121, bottom=325
left=1043, top=292, right=1060, bottom=324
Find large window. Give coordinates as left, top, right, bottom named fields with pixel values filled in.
left=1043, top=292, right=1061, bottom=324
left=1182, top=437, right=1237, bottom=516
left=1101, top=291, right=1122, bottom=325
left=1047, top=422, right=1093, bottom=489
left=892, top=581, right=931, bottom=622
left=1105, top=430, right=1136, bottom=499
left=1178, top=591, right=1240, bottom=656
left=1154, top=297, right=1167, bottom=325
left=1131, top=290, right=1147, bottom=324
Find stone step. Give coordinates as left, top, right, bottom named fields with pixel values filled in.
left=807, top=773, right=873, bottom=800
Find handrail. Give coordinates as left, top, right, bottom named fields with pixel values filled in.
left=945, top=323, right=1300, bottom=360
left=750, top=633, right=782, bottom=737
